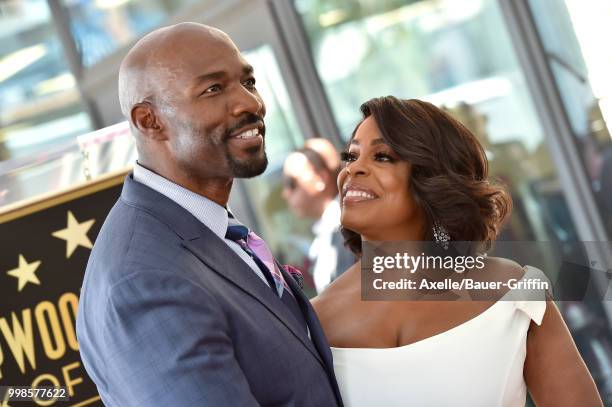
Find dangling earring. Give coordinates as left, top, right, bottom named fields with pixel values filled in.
left=433, top=222, right=450, bottom=250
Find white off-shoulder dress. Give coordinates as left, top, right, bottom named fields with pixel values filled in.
left=331, top=265, right=548, bottom=407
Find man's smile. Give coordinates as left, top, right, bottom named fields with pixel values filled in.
left=227, top=126, right=264, bottom=149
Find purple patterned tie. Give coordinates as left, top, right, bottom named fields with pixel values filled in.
left=225, top=218, right=291, bottom=298
left=245, top=231, right=291, bottom=297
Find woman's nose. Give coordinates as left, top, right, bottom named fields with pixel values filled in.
left=347, top=157, right=369, bottom=176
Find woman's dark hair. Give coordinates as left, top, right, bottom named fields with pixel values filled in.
left=342, top=96, right=512, bottom=256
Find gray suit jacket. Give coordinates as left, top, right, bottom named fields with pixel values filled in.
left=76, top=174, right=343, bottom=406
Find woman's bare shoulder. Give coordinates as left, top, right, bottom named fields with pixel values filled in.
left=479, top=256, right=526, bottom=280
left=311, top=262, right=360, bottom=316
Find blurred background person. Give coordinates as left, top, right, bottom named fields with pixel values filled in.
left=282, top=138, right=355, bottom=293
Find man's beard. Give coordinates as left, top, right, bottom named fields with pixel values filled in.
left=223, top=113, right=268, bottom=178
left=224, top=141, right=268, bottom=178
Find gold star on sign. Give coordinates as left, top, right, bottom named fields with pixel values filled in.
left=52, top=210, right=95, bottom=258
left=6, top=255, right=41, bottom=292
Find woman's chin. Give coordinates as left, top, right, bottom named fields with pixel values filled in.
left=339, top=216, right=364, bottom=235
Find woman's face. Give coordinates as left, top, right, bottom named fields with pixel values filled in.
left=338, top=116, right=425, bottom=241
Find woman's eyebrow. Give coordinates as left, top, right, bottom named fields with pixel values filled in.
left=349, top=137, right=385, bottom=145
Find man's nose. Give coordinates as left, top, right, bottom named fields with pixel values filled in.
left=231, top=86, right=265, bottom=117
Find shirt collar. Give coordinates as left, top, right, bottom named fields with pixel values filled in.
left=132, top=162, right=229, bottom=239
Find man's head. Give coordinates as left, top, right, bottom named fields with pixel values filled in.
left=282, top=140, right=340, bottom=219
left=119, top=23, right=267, bottom=201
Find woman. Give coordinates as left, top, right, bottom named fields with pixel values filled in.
left=312, top=97, right=602, bottom=406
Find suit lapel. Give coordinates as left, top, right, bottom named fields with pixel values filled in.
left=279, top=263, right=334, bottom=369
left=280, top=265, right=343, bottom=404
left=182, top=233, right=324, bottom=368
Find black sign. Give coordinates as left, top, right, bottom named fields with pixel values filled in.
left=0, top=172, right=126, bottom=407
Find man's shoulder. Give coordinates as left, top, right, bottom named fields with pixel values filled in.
left=96, top=198, right=181, bottom=251
left=85, top=199, right=192, bottom=289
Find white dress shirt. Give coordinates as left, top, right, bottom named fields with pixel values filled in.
left=309, top=199, right=343, bottom=293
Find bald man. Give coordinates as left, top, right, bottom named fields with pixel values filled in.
left=76, top=23, right=342, bottom=407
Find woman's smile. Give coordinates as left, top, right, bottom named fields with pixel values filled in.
left=342, top=181, right=379, bottom=205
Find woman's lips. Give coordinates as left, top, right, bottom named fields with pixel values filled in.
left=342, top=183, right=379, bottom=205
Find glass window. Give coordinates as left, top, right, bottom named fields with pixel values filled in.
left=526, top=5, right=612, bottom=398
left=0, top=0, right=92, bottom=207
left=295, top=0, right=575, bottom=243
left=529, top=0, right=612, bottom=238
left=295, top=0, right=525, bottom=138
left=62, top=0, right=198, bottom=67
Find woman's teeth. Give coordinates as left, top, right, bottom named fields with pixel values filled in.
left=345, top=190, right=375, bottom=199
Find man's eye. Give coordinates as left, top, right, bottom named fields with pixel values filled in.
left=243, top=78, right=256, bottom=88
left=340, top=151, right=357, bottom=162
left=202, top=84, right=222, bottom=95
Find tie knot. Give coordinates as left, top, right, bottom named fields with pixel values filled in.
left=225, top=224, right=249, bottom=242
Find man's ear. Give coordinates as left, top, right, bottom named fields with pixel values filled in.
left=319, top=171, right=333, bottom=189
left=130, top=102, right=167, bottom=140
left=312, top=172, right=326, bottom=192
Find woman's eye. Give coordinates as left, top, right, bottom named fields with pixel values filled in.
left=374, top=152, right=395, bottom=162
left=340, top=151, right=357, bottom=163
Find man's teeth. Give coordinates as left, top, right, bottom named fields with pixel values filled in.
left=345, top=190, right=375, bottom=199
left=236, top=128, right=260, bottom=139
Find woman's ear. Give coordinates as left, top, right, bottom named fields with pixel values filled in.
left=131, top=102, right=167, bottom=141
